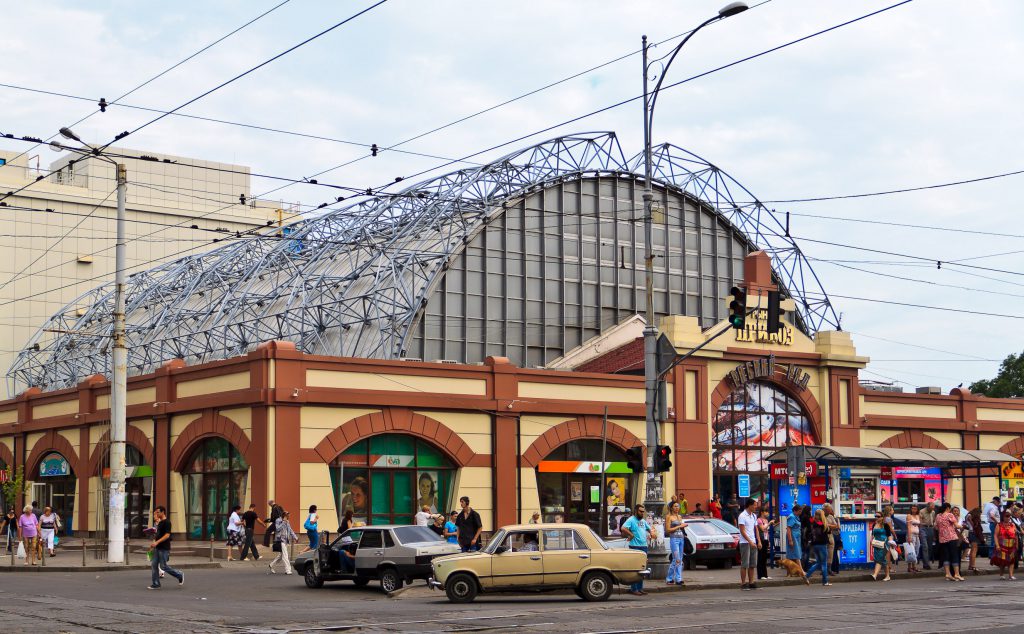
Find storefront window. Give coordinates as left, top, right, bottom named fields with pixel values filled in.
left=182, top=438, right=248, bottom=540
left=329, top=434, right=455, bottom=527
left=536, top=439, right=631, bottom=537
left=34, top=452, right=76, bottom=536
left=713, top=382, right=815, bottom=504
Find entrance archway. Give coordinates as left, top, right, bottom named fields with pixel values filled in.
left=181, top=438, right=249, bottom=540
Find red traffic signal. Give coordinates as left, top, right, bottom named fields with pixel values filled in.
left=654, top=445, right=672, bottom=473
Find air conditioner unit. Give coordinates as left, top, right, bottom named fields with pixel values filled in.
left=432, top=359, right=459, bottom=364
left=398, top=357, right=423, bottom=362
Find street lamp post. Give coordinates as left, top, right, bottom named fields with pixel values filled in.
left=640, top=2, right=748, bottom=510
left=55, top=128, right=128, bottom=563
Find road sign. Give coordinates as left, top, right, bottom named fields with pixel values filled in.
left=738, top=474, right=750, bottom=498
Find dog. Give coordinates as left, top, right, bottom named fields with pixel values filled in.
left=778, top=557, right=807, bottom=578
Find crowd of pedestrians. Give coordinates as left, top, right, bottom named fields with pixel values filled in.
left=0, top=501, right=63, bottom=566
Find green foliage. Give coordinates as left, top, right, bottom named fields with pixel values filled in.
left=1, top=465, right=25, bottom=509
left=970, top=352, right=1024, bottom=398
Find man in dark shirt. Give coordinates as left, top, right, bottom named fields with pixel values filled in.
left=726, top=496, right=741, bottom=526
left=148, top=506, right=184, bottom=589
left=454, top=496, right=483, bottom=552
left=263, top=499, right=283, bottom=547
left=240, top=503, right=264, bottom=561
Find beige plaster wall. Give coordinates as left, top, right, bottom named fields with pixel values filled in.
left=58, top=429, right=79, bottom=455
left=176, top=372, right=250, bottom=398
left=861, top=429, right=901, bottom=447
left=928, top=432, right=962, bottom=450
left=0, top=410, right=17, bottom=425
left=33, top=399, right=77, bottom=419
left=518, top=382, right=643, bottom=404
left=861, top=401, right=957, bottom=419
left=980, top=435, right=1018, bottom=451
left=299, top=406, right=380, bottom=450
left=519, top=467, right=540, bottom=524
left=0, top=435, right=13, bottom=460
left=130, top=418, right=154, bottom=441
left=170, top=413, right=201, bottom=449
left=454, top=466, right=493, bottom=531
left=414, top=410, right=491, bottom=455
left=978, top=408, right=1024, bottom=423
left=306, top=370, right=486, bottom=396
left=300, top=462, right=337, bottom=526
left=220, top=407, right=252, bottom=440
left=96, top=387, right=157, bottom=410
left=169, top=471, right=185, bottom=534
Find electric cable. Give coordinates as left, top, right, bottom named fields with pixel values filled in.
left=787, top=211, right=1024, bottom=240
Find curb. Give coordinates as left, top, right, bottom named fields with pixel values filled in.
left=614, top=567, right=1001, bottom=594
left=0, top=562, right=224, bottom=573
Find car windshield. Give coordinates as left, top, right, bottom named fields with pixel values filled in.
left=393, top=526, right=443, bottom=544
left=705, top=518, right=740, bottom=534
left=687, top=522, right=725, bottom=536
left=484, top=530, right=507, bottom=553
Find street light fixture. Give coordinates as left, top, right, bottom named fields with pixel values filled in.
left=53, top=126, right=129, bottom=564
left=639, top=3, right=748, bottom=508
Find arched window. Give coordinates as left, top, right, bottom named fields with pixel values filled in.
left=713, top=382, right=815, bottom=503
left=182, top=438, right=248, bottom=540
left=330, top=434, right=455, bottom=526
left=536, top=439, right=632, bottom=537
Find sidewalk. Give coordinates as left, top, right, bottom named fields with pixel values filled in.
left=0, top=543, right=225, bottom=573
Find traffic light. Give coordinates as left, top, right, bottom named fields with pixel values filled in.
left=625, top=446, right=644, bottom=473
left=728, top=286, right=747, bottom=329
left=654, top=445, right=672, bottom=473
left=766, top=290, right=785, bottom=334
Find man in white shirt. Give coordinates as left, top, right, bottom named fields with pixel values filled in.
left=983, top=497, right=1001, bottom=550
left=414, top=505, right=433, bottom=527
left=736, top=498, right=761, bottom=591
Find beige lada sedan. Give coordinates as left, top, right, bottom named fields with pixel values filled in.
left=428, top=523, right=650, bottom=602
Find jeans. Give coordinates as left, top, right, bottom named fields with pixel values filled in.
left=240, top=530, right=260, bottom=560
left=629, top=545, right=648, bottom=592
left=920, top=527, right=934, bottom=567
left=805, top=544, right=829, bottom=585
left=307, top=529, right=320, bottom=550
left=151, top=549, right=182, bottom=587
left=667, top=535, right=685, bottom=583
left=989, top=522, right=998, bottom=550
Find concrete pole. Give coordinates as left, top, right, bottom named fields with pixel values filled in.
left=107, top=163, right=127, bottom=563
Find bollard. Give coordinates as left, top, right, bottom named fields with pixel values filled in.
left=82, top=537, right=87, bottom=567
left=125, top=536, right=130, bottom=566
left=209, top=535, right=214, bottom=562
left=10, top=542, right=14, bottom=567
left=40, top=541, right=46, bottom=567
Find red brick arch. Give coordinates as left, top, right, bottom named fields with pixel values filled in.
left=25, top=430, right=82, bottom=479
left=520, top=416, right=645, bottom=468
left=87, top=426, right=156, bottom=476
left=313, top=408, right=478, bottom=467
left=878, top=430, right=948, bottom=450
left=997, top=436, right=1024, bottom=458
left=710, top=372, right=823, bottom=444
left=170, top=411, right=253, bottom=472
left=0, top=442, right=12, bottom=468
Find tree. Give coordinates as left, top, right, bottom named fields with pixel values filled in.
left=1, top=465, right=25, bottom=511
left=970, top=352, right=1024, bottom=398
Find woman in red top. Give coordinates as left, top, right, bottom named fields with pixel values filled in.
left=991, top=510, right=1018, bottom=580
left=709, top=494, right=722, bottom=520
left=935, top=503, right=965, bottom=582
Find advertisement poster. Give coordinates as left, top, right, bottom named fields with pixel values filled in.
left=590, top=486, right=600, bottom=504
left=840, top=520, right=869, bottom=564
left=607, top=506, right=628, bottom=536
left=339, top=467, right=369, bottom=523
left=417, top=470, right=439, bottom=513
left=570, top=480, right=583, bottom=502
left=605, top=477, right=626, bottom=506
left=779, top=484, right=810, bottom=516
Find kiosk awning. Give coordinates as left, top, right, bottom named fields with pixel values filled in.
left=765, top=445, right=1020, bottom=469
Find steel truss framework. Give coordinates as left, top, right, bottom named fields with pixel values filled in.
left=8, top=132, right=839, bottom=394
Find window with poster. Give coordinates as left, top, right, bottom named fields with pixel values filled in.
left=713, top=382, right=816, bottom=509
left=837, top=470, right=879, bottom=517
left=536, top=440, right=631, bottom=537
left=330, top=434, right=455, bottom=527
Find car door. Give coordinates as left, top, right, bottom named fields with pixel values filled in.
left=541, top=529, right=590, bottom=586
left=355, top=529, right=384, bottom=578
left=489, top=530, right=543, bottom=589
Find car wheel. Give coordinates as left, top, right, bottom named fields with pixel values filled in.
left=303, top=565, right=324, bottom=588
left=352, top=577, right=370, bottom=587
left=379, top=567, right=403, bottom=593
left=578, top=571, right=613, bottom=602
left=445, top=573, right=478, bottom=603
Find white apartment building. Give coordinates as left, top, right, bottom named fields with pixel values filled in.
left=0, top=145, right=297, bottom=396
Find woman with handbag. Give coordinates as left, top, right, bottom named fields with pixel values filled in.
left=664, top=501, right=687, bottom=585
left=935, top=503, right=965, bottom=581
left=991, top=510, right=1018, bottom=580
left=824, top=504, right=841, bottom=576
left=802, top=509, right=831, bottom=586
left=225, top=504, right=244, bottom=561
left=870, top=514, right=891, bottom=581
left=301, top=505, right=319, bottom=554
left=906, top=505, right=922, bottom=573
left=966, top=507, right=983, bottom=574
left=269, top=510, right=297, bottom=575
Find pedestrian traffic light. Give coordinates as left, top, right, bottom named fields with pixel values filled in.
left=654, top=445, right=672, bottom=473
left=766, top=290, right=785, bottom=334
left=728, top=286, right=746, bottom=329
left=626, top=446, right=644, bottom=473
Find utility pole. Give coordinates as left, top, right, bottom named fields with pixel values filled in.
left=108, top=162, right=127, bottom=563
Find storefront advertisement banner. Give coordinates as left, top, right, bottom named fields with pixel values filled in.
left=605, top=477, right=626, bottom=506
left=39, top=454, right=69, bottom=477
left=1001, top=462, right=1024, bottom=480
left=417, top=470, right=439, bottom=513
left=339, top=467, right=369, bottom=523
left=537, top=461, right=630, bottom=474
left=810, top=477, right=827, bottom=504
left=570, top=481, right=583, bottom=502
left=607, top=506, right=628, bottom=536
left=840, top=520, right=869, bottom=564
left=779, top=484, right=810, bottom=516
left=371, top=454, right=414, bottom=468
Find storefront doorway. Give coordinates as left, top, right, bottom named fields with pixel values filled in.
left=536, top=440, right=631, bottom=537
left=182, top=438, right=249, bottom=540
left=34, top=452, right=76, bottom=536
left=330, top=434, right=455, bottom=526
left=101, top=446, right=152, bottom=538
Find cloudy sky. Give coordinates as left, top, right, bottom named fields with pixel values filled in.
left=1, top=0, right=1021, bottom=392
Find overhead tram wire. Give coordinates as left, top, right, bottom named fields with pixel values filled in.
left=0, top=0, right=295, bottom=198
left=787, top=211, right=1024, bottom=240
left=842, top=330, right=994, bottom=361
left=812, top=259, right=1024, bottom=299
left=800, top=291, right=1024, bottom=321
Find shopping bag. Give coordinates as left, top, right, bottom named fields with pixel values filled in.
left=53, top=535, right=59, bottom=547
left=146, top=549, right=154, bottom=562
left=16, top=541, right=25, bottom=559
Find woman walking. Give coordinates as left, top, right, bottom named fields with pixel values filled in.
left=824, top=504, right=841, bottom=576
left=2, top=508, right=17, bottom=553
left=936, top=503, right=965, bottom=581
left=756, top=508, right=775, bottom=580
left=803, top=509, right=831, bottom=586
left=664, top=501, right=688, bottom=585
left=301, top=505, right=320, bottom=554
left=966, top=507, right=983, bottom=574
left=906, top=505, right=922, bottom=573
left=339, top=509, right=355, bottom=534
left=17, top=505, right=39, bottom=566
left=225, top=504, right=244, bottom=561
left=269, top=510, right=298, bottom=575
left=786, top=504, right=803, bottom=564
left=39, top=506, right=58, bottom=557
left=991, top=510, right=1018, bottom=580
left=799, top=505, right=813, bottom=571
left=881, top=506, right=898, bottom=571
left=870, top=514, right=891, bottom=581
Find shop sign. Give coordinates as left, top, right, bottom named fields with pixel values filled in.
left=810, top=477, right=827, bottom=504
left=39, top=454, right=69, bottom=477
left=102, top=465, right=154, bottom=479
left=371, top=454, right=414, bottom=468
left=738, top=474, right=750, bottom=498
left=880, top=466, right=892, bottom=479
left=840, top=521, right=870, bottom=564
left=769, top=462, right=818, bottom=479
left=727, top=355, right=810, bottom=391
left=1002, top=462, right=1024, bottom=480
left=537, top=460, right=631, bottom=474
left=735, top=309, right=794, bottom=346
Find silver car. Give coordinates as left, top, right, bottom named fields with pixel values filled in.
left=294, top=525, right=461, bottom=593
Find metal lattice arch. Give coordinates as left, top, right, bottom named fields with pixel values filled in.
left=8, top=132, right=838, bottom=394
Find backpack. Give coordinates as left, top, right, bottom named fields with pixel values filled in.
left=810, top=521, right=829, bottom=546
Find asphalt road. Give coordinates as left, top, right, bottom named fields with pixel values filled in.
left=1, top=563, right=1022, bottom=633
